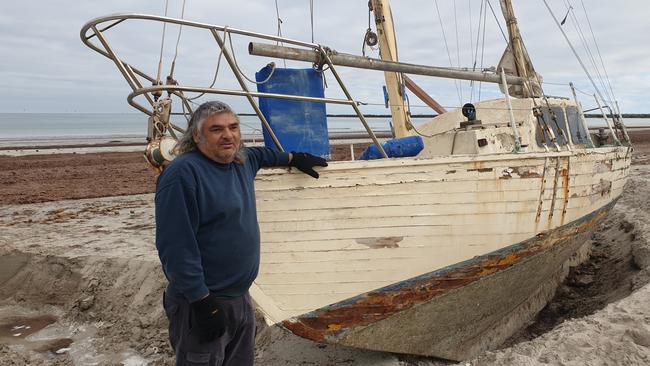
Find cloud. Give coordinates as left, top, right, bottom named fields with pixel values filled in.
left=0, top=0, right=647, bottom=115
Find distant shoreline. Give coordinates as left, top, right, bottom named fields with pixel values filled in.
left=238, top=113, right=650, bottom=118
left=2, top=113, right=649, bottom=118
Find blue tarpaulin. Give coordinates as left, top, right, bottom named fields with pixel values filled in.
left=255, top=65, right=330, bottom=159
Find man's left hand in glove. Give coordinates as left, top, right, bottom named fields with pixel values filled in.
left=289, top=152, right=328, bottom=179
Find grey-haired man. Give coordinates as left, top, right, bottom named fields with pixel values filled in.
left=155, top=101, right=327, bottom=365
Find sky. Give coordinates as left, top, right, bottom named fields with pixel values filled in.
left=1, top=0, right=648, bottom=115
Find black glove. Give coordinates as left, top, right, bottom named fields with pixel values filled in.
left=290, top=152, right=328, bottom=179
left=190, top=293, right=226, bottom=343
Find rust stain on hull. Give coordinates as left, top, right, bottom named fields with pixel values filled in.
left=560, top=163, right=570, bottom=225
left=535, top=158, right=549, bottom=224
left=282, top=203, right=614, bottom=343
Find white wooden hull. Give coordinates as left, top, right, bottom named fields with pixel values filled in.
left=77, top=11, right=633, bottom=360
left=251, top=146, right=631, bottom=358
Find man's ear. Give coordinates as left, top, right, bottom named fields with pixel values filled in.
left=193, top=131, right=199, bottom=144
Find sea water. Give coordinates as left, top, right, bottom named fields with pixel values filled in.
left=0, top=113, right=648, bottom=141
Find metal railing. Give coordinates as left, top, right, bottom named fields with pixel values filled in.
left=81, top=13, right=389, bottom=157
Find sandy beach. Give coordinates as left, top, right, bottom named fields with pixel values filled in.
left=1, top=131, right=649, bottom=365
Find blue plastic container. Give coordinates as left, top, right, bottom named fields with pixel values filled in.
left=359, top=135, right=424, bottom=160
left=255, top=65, right=330, bottom=159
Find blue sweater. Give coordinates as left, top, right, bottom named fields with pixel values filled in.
left=155, top=147, right=290, bottom=302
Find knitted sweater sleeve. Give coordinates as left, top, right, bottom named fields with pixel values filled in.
left=245, top=147, right=290, bottom=173
left=155, top=169, right=209, bottom=302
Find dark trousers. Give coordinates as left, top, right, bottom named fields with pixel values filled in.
left=163, top=288, right=256, bottom=366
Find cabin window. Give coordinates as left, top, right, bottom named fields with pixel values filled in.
left=535, top=107, right=570, bottom=146
left=566, top=106, right=589, bottom=145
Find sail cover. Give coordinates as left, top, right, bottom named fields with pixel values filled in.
left=498, top=0, right=543, bottom=98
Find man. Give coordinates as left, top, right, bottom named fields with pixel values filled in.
left=155, top=100, right=327, bottom=366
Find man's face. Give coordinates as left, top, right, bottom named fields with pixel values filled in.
left=195, top=112, right=241, bottom=164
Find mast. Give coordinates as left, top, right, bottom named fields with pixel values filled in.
left=370, top=0, right=412, bottom=137
left=498, top=0, right=542, bottom=97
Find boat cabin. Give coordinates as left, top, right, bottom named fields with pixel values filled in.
left=416, top=97, right=596, bottom=158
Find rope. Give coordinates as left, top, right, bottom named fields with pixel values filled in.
left=227, top=31, right=276, bottom=84
left=433, top=0, right=462, bottom=106
left=181, top=97, right=191, bottom=122
left=410, top=124, right=450, bottom=139
left=361, top=5, right=379, bottom=56
left=156, top=0, right=170, bottom=83
left=573, top=85, right=593, bottom=96
left=402, top=87, right=444, bottom=138
left=185, top=28, right=227, bottom=102
left=169, top=0, right=187, bottom=78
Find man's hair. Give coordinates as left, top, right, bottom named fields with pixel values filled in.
left=174, top=100, right=246, bottom=163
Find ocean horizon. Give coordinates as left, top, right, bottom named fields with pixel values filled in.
left=1, top=113, right=648, bottom=141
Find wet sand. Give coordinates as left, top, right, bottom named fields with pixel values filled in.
left=0, top=132, right=649, bottom=365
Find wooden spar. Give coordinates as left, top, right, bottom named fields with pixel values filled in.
left=370, top=0, right=411, bottom=137
left=404, top=75, right=447, bottom=115
left=248, top=43, right=527, bottom=86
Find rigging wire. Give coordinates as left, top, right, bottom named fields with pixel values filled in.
left=309, top=0, right=315, bottom=43
left=156, top=0, right=171, bottom=83
left=485, top=0, right=508, bottom=44
left=540, top=0, right=612, bottom=126
left=470, top=0, right=486, bottom=101
left=433, top=0, right=462, bottom=106
left=563, top=1, right=612, bottom=104
left=274, top=0, right=287, bottom=68
left=478, top=0, right=488, bottom=101
left=468, top=0, right=474, bottom=61
left=579, top=0, right=618, bottom=108
left=453, top=0, right=463, bottom=102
